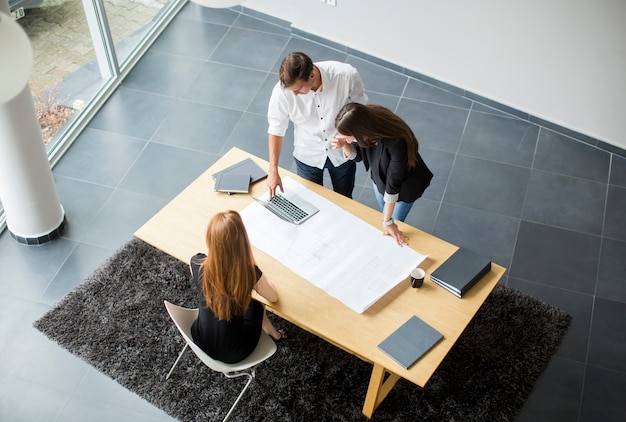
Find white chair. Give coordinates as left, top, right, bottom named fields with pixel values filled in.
left=164, top=300, right=277, bottom=422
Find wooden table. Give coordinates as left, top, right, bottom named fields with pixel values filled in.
left=135, top=147, right=506, bottom=417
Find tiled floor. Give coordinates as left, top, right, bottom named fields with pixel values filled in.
left=1, top=3, right=625, bottom=421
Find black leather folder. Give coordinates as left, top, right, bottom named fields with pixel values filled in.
left=430, top=247, right=492, bottom=298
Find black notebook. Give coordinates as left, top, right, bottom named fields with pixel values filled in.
left=430, top=247, right=492, bottom=298
left=211, top=158, right=267, bottom=184
left=378, top=315, right=443, bottom=369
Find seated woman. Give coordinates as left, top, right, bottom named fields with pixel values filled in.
left=190, top=210, right=285, bottom=364
left=332, top=103, right=433, bottom=246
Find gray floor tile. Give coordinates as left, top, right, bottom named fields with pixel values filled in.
left=433, top=203, right=519, bottom=268
left=247, top=73, right=279, bottom=114
left=233, top=13, right=291, bottom=36
left=417, top=147, right=454, bottom=202
left=523, top=170, right=607, bottom=235
left=508, top=278, right=593, bottom=362
left=353, top=184, right=378, bottom=211
left=53, top=128, right=147, bottom=187
left=397, top=98, right=469, bottom=153
left=151, top=100, right=242, bottom=153
left=60, top=398, right=168, bottom=422
left=89, top=88, right=178, bottom=140
left=510, top=221, right=600, bottom=294
left=610, top=154, right=626, bottom=187
left=459, top=111, right=539, bottom=167
left=122, top=50, right=204, bottom=97
left=151, top=18, right=228, bottom=60
left=587, top=298, right=626, bottom=372
left=1, top=328, right=89, bottom=393
left=73, top=368, right=169, bottom=418
left=444, top=155, right=530, bottom=218
left=209, top=27, right=288, bottom=71
left=276, top=37, right=348, bottom=69
left=182, top=61, right=267, bottom=111
left=347, top=56, right=408, bottom=96
left=0, top=234, right=77, bottom=300
left=534, top=129, right=611, bottom=182
left=0, top=375, right=69, bottom=422
left=0, top=293, right=52, bottom=355
left=403, top=78, right=472, bottom=109
left=403, top=198, right=439, bottom=234
left=40, top=243, right=113, bottom=305
left=517, top=357, right=585, bottom=422
left=53, top=176, right=115, bottom=240
left=354, top=161, right=371, bottom=188
left=365, top=91, right=401, bottom=111
left=220, top=112, right=272, bottom=159
left=580, top=366, right=626, bottom=422
left=118, top=143, right=216, bottom=200
left=470, top=102, right=514, bottom=118
left=76, top=190, right=168, bottom=250
left=597, top=238, right=626, bottom=303
left=604, top=185, right=626, bottom=241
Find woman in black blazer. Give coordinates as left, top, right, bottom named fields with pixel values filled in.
left=333, top=103, right=433, bottom=245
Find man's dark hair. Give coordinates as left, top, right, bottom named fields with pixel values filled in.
left=279, top=52, right=314, bottom=87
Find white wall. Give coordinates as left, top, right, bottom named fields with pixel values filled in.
left=243, top=0, right=626, bottom=151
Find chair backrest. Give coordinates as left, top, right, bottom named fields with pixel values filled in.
left=164, top=300, right=276, bottom=373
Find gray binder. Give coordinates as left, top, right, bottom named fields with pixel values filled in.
left=214, top=173, right=251, bottom=194
left=211, top=158, right=267, bottom=184
left=377, top=315, right=443, bottom=369
left=430, top=247, right=492, bottom=298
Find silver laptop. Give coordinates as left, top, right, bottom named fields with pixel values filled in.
left=250, top=192, right=319, bottom=225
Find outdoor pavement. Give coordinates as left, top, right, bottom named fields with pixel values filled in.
left=17, top=0, right=166, bottom=92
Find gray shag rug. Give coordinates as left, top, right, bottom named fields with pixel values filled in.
left=35, top=238, right=571, bottom=421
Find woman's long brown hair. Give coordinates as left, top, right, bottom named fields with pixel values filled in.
left=200, top=210, right=257, bottom=321
left=335, top=103, right=419, bottom=168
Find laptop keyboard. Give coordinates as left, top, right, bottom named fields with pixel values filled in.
left=269, top=194, right=309, bottom=222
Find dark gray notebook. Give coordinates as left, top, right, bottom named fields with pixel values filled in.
left=430, top=247, right=492, bottom=298
left=214, top=173, right=251, bottom=194
left=211, top=158, right=267, bottom=184
left=377, top=315, right=443, bottom=369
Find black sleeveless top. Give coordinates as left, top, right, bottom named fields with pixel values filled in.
left=190, top=253, right=264, bottom=363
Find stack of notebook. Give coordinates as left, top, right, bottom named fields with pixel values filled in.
left=212, top=158, right=267, bottom=194
left=430, top=247, right=492, bottom=298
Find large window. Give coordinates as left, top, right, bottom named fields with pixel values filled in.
left=1, top=0, right=184, bottom=230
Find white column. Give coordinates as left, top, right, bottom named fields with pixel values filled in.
left=0, top=11, right=65, bottom=245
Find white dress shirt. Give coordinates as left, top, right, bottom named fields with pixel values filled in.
left=267, top=61, right=368, bottom=169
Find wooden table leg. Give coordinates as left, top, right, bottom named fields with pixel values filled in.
left=362, top=363, right=401, bottom=418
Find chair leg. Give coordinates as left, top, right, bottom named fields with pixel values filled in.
left=222, top=369, right=255, bottom=422
left=166, top=343, right=189, bottom=380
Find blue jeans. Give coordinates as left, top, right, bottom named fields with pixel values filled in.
left=372, top=182, right=415, bottom=222
left=295, top=158, right=356, bottom=198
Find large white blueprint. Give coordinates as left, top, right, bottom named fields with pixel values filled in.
left=240, top=177, right=427, bottom=313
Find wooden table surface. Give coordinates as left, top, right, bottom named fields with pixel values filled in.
left=135, top=147, right=506, bottom=417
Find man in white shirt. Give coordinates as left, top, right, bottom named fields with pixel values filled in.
left=267, top=52, right=368, bottom=198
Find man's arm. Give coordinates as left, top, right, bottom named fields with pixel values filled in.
left=348, top=67, right=368, bottom=104
left=267, top=134, right=284, bottom=197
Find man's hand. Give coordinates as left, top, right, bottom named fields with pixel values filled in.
left=267, top=169, right=283, bottom=198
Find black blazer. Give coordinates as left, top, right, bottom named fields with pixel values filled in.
left=355, top=137, right=433, bottom=203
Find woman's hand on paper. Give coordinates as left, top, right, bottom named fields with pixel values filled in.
left=383, top=223, right=409, bottom=246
